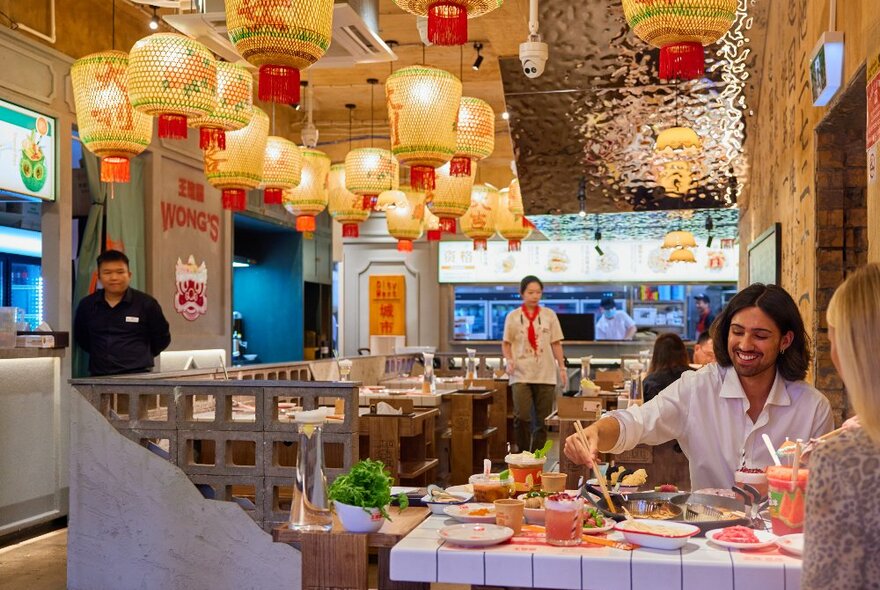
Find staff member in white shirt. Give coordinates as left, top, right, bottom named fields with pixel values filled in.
left=595, top=296, right=637, bottom=340
left=503, top=275, right=567, bottom=453
left=564, top=284, right=833, bottom=490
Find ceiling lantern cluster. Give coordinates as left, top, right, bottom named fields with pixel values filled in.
left=460, top=183, right=499, bottom=251
left=328, top=164, right=371, bottom=238
left=345, top=147, right=399, bottom=211
left=284, top=148, right=330, bottom=232
left=188, top=61, right=253, bottom=151
left=428, top=161, right=476, bottom=234
left=262, top=136, right=303, bottom=205
left=392, top=0, right=505, bottom=46
left=204, top=106, right=269, bottom=211
left=662, top=229, right=698, bottom=263
left=451, top=97, right=495, bottom=177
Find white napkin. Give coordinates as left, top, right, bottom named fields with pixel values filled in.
left=375, top=402, right=403, bottom=415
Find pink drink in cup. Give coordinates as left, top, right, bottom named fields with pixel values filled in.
left=544, top=493, right=583, bottom=546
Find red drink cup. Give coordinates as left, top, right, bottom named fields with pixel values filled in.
left=735, top=467, right=769, bottom=499
left=544, top=494, right=583, bottom=546
left=505, top=452, right=547, bottom=492
left=766, top=466, right=808, bottom=535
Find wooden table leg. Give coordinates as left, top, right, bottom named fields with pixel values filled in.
left=301, top=531, right=369, bottom=590
left=377, top=547, right=429, bottom=590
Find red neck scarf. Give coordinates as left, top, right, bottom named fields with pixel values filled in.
left=521, top=304, right=540, bottom=352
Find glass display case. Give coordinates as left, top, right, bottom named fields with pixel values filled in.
left=0, top=254, right=43, bottom=329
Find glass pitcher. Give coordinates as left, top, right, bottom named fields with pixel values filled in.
left=422, top=352, right=436, bottom=393
left=464, top=348, right=478, bottom=386
left=288, top=413, right=332, bottom=532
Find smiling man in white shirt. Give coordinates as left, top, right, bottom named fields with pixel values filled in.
left=564, top=284, right=834, bottom=490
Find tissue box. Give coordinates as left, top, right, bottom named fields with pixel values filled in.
left=16, top=331, right=69, bottom=348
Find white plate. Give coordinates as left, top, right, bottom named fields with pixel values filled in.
left=524, top=507, right=545, bottom=524
left=706, top=527, right=778, bottom=550
left=443, top=503, right=497, bottom=523
left=446, top=484, right=474, bottom=495
left=614, top=519, right=700, bottom=550
left=775, top=533, right=804, bottom=556
left=421, top=492, right=473, bottom=515
left=582, top=515, right=616, bottom=535
left=439, top=523, right=514, bottom=547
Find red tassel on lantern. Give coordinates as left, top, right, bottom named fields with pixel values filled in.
left=264, top=188, right=284, bottom=204
left=410, top=165, right=436, bottom=191
left=362, top=195, right=378, bottom=210
left=222, top=188, right=246, bottom=211
left=296, top=215, right=316, bottom=232
left=439, top=217, right=457, bottom=234
left=158, top=114, right=188, bottom=140
left=199, top=127, right=226, bottom=151
left=427, top=229, right=442, bottom=241
left=397, top=239, right=414, bottom=252
left=258, top=65, right=301, bottom=104
left=342, top=223, right=360, bottom=238
left=508, top=240, right=521, bottom=252
left=428, top=1, right=468, bottom=46
left=472, top=238, right=487, bottom=251
left=659, top=42, right=705, bottom=80
left=100, top=157, right=130, bottom=183
left=449, top=156, right=472, bottom=177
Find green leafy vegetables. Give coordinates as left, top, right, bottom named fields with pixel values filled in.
left=328, top=459, right=409, bottom=520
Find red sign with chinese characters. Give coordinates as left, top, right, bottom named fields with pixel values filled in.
left=369, top=275, right=406, bottom=336
left=160, top=177, right=220, bottom=242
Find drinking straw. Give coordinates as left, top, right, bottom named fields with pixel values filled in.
left=762, top=434, right=782, bottom=466
left=790, top=440, right=802, bottom=485
left=484, top=458, right=491, bottom=476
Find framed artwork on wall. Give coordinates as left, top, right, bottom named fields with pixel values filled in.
left=748, top=223, right=782, bottom=286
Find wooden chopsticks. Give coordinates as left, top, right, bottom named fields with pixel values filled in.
left=574, top=420, right=616, bottom=514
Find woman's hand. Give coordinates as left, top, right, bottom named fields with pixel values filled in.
left=563, top=424, right=600, bottom=468
left=558, top=366, right=568, bottom=387
left=505, top=359, right=515, bottom=376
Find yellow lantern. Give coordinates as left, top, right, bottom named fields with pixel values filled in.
left=392, top=0, right=504, bottom=46
left=668, top=247, right=697, bottom=263
left=70, top=50, right=153, bottom=183
left=496, top=191, right=532, bottom=251
left=376, top=189, right=407, bottom=212
left=507, top=178, right=525, bottom=216
left=386, top=187, right=426, bottom=252
left=450, top=97, right=494, bottom=177
left=655, top=126, right=702, bottom=154
left=423, top=206, right=442, bottom=241
left=428, top=161, right=475, bottom=234
left=262, top=136, right=303, bottom=204
left=344, top=147, right=399, bottom=210
left=188, top=61, right=253, bottom=151
left=127, top=33, right=217, bottom=139
left=386, top=66, right=462, bottom=191
left=460, top=183, right=498, bottom=251
left=283, top=147, right=329, bottom=232
left=662, top=230, right=697, bottom=249
left=328, top=163, right=370, bottom=237
left=225, top=0, right=334, bottom=104
left=204, top=106, right=269, bottom=211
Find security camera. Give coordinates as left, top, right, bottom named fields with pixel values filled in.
left=519, top=35, right=548, bottom=79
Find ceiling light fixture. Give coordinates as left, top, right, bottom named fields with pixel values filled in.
left=148, top=6, right=160, bottom=30
left=472, top=42, right=484, bottom=70
left=501, top=111, right=510, bottom=121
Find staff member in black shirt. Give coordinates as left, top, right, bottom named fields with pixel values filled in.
left=74, top=250, right=171, bottom=376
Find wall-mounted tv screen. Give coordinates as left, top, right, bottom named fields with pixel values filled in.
left=0, top=98, right=55, bottom=202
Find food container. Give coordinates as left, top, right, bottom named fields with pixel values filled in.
left=734, top=468, right=769, bottom=499
left=766, top=466, right=808, bottom=535
left=469, top=473, right=513, bottom=503
left=614, top=519, right=700, bottom=550
left=504, top=453, right=547, bottom=491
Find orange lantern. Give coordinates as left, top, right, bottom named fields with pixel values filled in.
left=428, top=161, right=475, bottom=233
left=460, top=183, right=498, bottom=251
left=386, top=187, right=426, bottom=252
left=386, top=66, right=462, bottom=191
left=450, top=97, right=494, bottom=177
left=225, top=0, right=334, bottom=104
left=496, top=190, right=532, bottom=251
left=204, top=106, right=269, bottom=211
left=127, top=33, right=217, bottom=140
left=70, top=50, right=153, bottom=183
left=188, top=61, right=253, bottom=151
left=283, top=147, right=329, bottom=232
left=262, top=136, right=303, bottom=204
left=328, top=163, right=370, bottom=237
left=344, top=147, right=399, bottom=210
left=392, top=1, right=504, bottom=46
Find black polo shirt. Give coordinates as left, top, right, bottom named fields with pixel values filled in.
left=74, top=288, right=171, bottom=376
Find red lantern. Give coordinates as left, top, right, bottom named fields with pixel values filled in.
left=392, top=1, right=504, bottom=46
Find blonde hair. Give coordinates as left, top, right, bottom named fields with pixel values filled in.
left=826, top=263, right=880, bottom=444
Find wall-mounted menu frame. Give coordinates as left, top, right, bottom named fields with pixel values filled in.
left=0, top=98, right=56, bottom=201
left=747, top=223, right=781, bottom=286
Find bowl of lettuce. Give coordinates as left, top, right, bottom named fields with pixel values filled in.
left=329, top=459, right=408, bottom=533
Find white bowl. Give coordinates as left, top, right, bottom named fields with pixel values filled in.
left=243, top=354, right=257, bottom=361
left=421, top=492, right=473, bottom=515
left=334, top=501, right=386, bottom=533
left=614, top=519, right=700, bottom=550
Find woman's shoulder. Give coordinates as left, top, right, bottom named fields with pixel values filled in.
left=812, top=427, right=879, bottom=472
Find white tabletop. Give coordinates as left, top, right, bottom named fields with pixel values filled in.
left=390, top=515, right=802, bottom=590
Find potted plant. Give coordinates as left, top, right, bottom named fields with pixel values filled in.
left=328, top=459, right=409, bottom=533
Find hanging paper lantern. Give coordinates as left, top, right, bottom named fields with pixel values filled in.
left=283, top=147, right=329, bottom=231
left=386, top=187, right=426, bottom=252
left=496, top=190, right=532, bottom=252
left=328, top=163, right=370, bottom=237
left=655, top=126, right=702, bottom=154
left=621, top=0, right=738, bottom=80
left=204, top=106, right=269, bottom=211
left=460, top=183, right=498, bottom=251
left=668, top=247, right=697, bottom=263
left=376, top=189, right=406, bottom=212
left=262, top=136, right=303, bottom=205
left=70, top=50, right=153, bottom=184
left=450, top=96, right=494, bottom=177
left=344, top=148, right=399, bottom=210
left=386, top=66, right=462, bottom=191
left=225, top=0, right=334, bottom=105
left=392, top=0, right=504, bottom=46
left=423, top=206, right=442, bottom=241
left=661, top=230, right=697, bottom=249
left=188, top=61, right=253, bottom=151
left=127, top=33, right=217, bottom=140
left=507, top=178, right=524, bottom=216
left=428, top=161, right=475, bottom=234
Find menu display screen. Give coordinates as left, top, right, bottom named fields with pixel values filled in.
left=0, top=99, right=56, bottom=201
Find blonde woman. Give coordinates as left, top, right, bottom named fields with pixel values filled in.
left=803, top=263, right=880, bottom=589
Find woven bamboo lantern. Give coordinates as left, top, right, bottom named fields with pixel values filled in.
left=450, top=97, right=494, bottom=177
left=460, top=183, right=498, bottom=251
left=188, top=61, right=253, bottom=151
left=345, top=147, right=399, bottom=210
left=204, top=106, right=269, bottom=211
left=283, top=147, right=329, bottom=232
left=376, top=189, right=406, bottom=212
left=225, top=0, right=333, bottom=104
left=621, top=0, right=737, bottom=80
left=328, top=163, right=370, bottom=237
left=386, top=66, right=462, bottom=191
left=262, top=136, right=303, bottom=205
left=392, top=1, right=504, bottom=46
left=386, top=187, right=426, bottom=252
left=428, top=161, right=475, bottom=234
left=496, top=191, right=532, bottom=251
left=127, top=33, right=217, bottom=140
left=507, top=178, right=525, bottom=215
left=71, top=50, right=153, bottom=184
left=423, top=206, right=442, bottom=241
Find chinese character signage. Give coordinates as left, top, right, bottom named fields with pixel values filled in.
left=0, top=99, right=55, bottom=201
left=369, top=275, right=406, bottom=336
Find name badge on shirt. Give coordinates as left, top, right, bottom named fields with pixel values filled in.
left=125, top=316, right=140, bottom=323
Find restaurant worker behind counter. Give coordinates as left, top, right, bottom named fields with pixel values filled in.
left=74, top=250, right=171, bottom=376
left=595, top=296, right=636, bottom=340
left=564, top=284, right=833, bottom=490
left=503, top=275, right=567, bottom=453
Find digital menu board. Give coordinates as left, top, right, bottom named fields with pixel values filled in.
left=0, top=99, right=55, bottom=201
